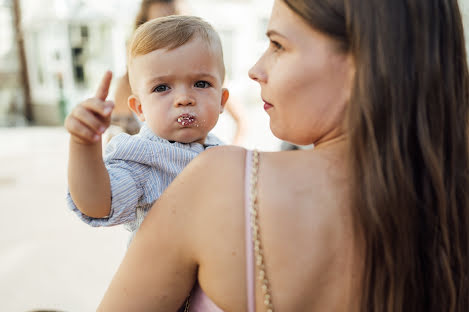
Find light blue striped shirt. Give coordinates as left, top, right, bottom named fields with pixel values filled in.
left=66, top=123, right=223, bottom=237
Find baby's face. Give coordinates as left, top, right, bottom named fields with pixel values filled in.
left=128, top=37, right=228, bottom=144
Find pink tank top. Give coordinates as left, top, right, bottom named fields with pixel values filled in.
left=188, top=150, right=256, bottom=312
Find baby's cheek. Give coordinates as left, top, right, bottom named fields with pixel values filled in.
left=197, top=117, right=213, bottom=130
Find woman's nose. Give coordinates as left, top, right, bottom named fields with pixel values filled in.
left=248, top=61, right=266, bottom=83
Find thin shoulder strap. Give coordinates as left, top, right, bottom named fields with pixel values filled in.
left=244, top=150, right=256, bottom=312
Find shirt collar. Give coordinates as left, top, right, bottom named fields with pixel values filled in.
left=138, top=123, right=223, bottom=149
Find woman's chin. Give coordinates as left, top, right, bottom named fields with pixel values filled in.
left=270, top=124, right=314, bottom=146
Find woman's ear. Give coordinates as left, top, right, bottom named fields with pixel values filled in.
left=219, top=88, right=230, bottom=114
left=128, top=95, right=145, bottom=121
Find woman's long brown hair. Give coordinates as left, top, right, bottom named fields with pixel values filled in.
left=283, top=0, right=469, bottom=311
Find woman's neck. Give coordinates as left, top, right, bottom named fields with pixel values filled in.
left=314, top=133, right=347, bottom=151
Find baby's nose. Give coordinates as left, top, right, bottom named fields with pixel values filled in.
left=175, top=95, right=195, bottom=107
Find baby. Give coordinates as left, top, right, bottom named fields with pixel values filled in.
left=65, top=16, right=229, bottom=241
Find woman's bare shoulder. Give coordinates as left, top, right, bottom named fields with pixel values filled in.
left=140, top=146, right=248, bottom=256
left=157, top=145, right=247, bottom=214
left=155, top=145, right=248, bottom=265
left=191, top=146, right=340, bottom=190
left=183, top=145, right=247, bottom=184
left=167, top=144, right=348, bottom=218
left=199, top=145, right=247, bottom=166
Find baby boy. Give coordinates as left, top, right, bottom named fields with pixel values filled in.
left=65, top=16, right=229, bottom=241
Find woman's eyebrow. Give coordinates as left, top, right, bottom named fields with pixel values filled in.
left=266, top=29, right=286, bottom=39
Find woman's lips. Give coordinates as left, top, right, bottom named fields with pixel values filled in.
left=263, top=101, right=273, bottom=111
left=177, top=114, right=196, bottom=127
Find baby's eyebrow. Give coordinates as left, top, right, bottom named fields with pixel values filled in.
left=191, top=73, right=218, bottom=80
left=148, top=75, right=173, bottom=80
left=145, top=75, right=175, bottom=85
left=144, top=73, right=221, bottom=87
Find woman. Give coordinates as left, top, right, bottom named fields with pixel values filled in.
left=98, top=0, right=469, bottom=311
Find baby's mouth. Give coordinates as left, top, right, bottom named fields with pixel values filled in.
left=177, top=114, right=196, bottom=127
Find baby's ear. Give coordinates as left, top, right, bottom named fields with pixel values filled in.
left=219, top=88, right=229, bottom=114
left=128, top=95, right=145, bottom=121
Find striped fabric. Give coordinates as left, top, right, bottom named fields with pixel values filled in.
left=66, top=123, right=223, bottom=238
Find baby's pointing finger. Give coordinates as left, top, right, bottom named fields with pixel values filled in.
left=95, top=71, right=113, bottom=101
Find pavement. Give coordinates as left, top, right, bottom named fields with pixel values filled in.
left=0, top=107, right=281, bottom=312
left=0, top=127, right=128, bottom=312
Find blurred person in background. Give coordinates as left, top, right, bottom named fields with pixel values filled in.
left=108, top=0, right=180, bottom=137
left=108, top=0, right=248, bottom=145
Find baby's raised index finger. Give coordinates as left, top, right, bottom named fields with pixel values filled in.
left=95, top=71, right=113, bottom=101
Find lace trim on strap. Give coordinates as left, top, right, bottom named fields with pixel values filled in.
left=245, top=150, right=256, bottom=312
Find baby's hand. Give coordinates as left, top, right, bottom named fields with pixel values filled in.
left=65, top=71, right=114, bottom=145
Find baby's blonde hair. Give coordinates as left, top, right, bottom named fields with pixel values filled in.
left=128, top=15, right=225, bottom=80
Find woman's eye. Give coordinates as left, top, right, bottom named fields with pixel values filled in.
left=270, top=40, right=283, bottom=51
left=153, top=85, right=169, bottom=93
left=194, top=81, right=211, bottom=88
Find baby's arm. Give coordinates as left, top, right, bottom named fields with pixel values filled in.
left=65, top=71, right=115, bottom=218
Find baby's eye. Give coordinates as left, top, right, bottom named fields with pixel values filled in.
left=194, top=81, right=211, bottom=88
left=153, top=84, right=170, bottom=93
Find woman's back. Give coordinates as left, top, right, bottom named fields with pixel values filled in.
left=190, top=145, right=362, bottom=311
